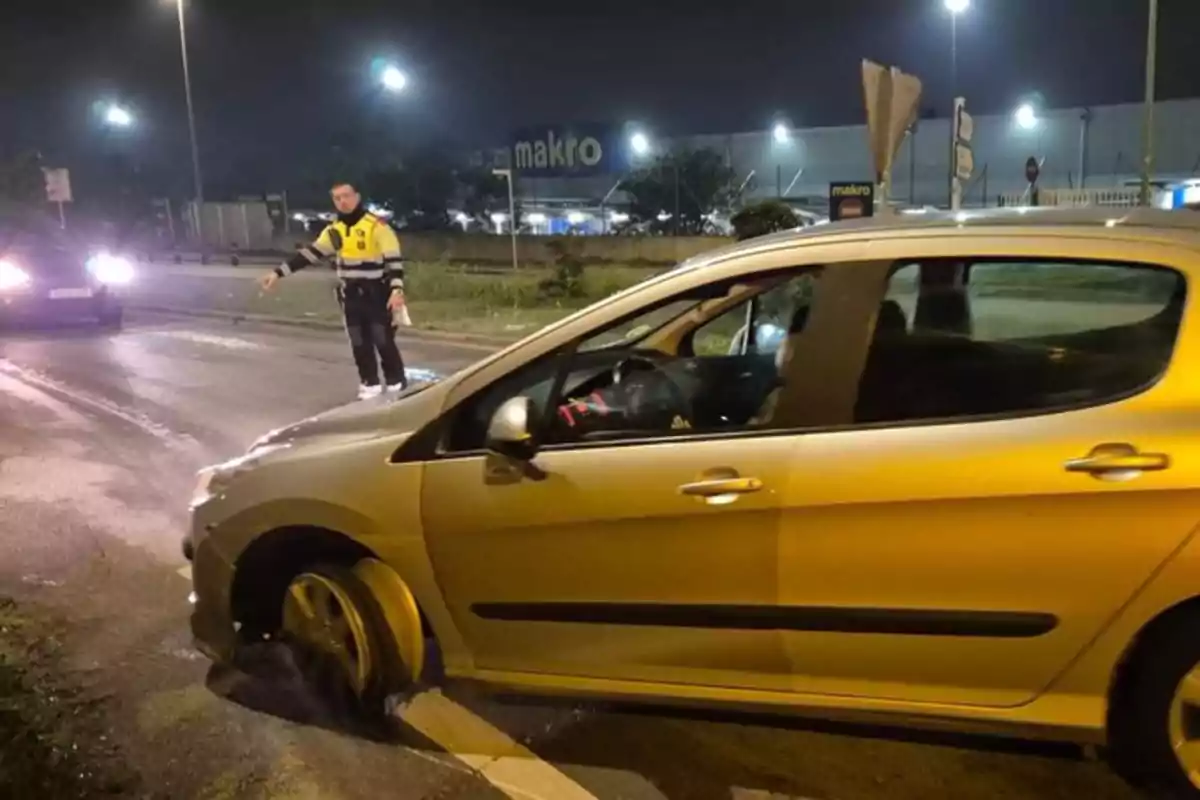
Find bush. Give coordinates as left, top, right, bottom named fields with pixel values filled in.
left=538, top=239, right=588, bottom=300
left=731, top=200, right=800, bottom=241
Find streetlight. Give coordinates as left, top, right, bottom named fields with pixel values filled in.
left=771, top=121, right=792, bottom=198
left=166, top=0, right=204, bottom=246
left=104, top=104, right=134, bottom=128
left=105, top=104, right=134, bottom=128
left=944, top=0, right=969, bottom=207
left=630, top=131, right=651, bottom=156
left=1140, top=0, right=1160, bottom=205
left=1014, top=103, right=1039, bottom=131
left=381, top=65, right=408, bottom=93
left=943, top=0, right=969, bottom=100
left=492, top=168, right=518, bottom=269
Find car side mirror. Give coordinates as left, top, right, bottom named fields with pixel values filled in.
left=486, top=396, right=538, bottom=461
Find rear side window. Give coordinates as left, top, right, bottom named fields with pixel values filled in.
left=857, top=259, right=1185, bottom=425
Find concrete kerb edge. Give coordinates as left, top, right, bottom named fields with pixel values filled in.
left=128, top=304, right=508, bottom=351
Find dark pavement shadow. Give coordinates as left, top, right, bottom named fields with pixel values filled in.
left=203, top=642, right=445, bottom=753
left=0, top=319, right=120, bottom=341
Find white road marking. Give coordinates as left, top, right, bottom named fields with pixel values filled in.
left=0, top=370, right=92, bottom=426
left=145, top=329, right=268, bottom=351
left=395, top=690, right=600, bottom=800
left=169, top=566, right=597, bottom=799
left=0, top=360, right=200, bottom=452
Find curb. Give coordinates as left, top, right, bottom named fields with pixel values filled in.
left=129, top=305, right=511, bottom=351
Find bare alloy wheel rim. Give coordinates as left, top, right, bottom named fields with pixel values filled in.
left=281, top=573, right=373, bottom=697
left=1169, top=661, right=1200, bottom=789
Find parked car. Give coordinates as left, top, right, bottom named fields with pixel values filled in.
left=189, top=207, right=1200, bottom=797
left=0, top=227, right=131, bottom=328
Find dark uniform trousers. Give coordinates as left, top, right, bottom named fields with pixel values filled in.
left=337, top=280, right=406, bottom=387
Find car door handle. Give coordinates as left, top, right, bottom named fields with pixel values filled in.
left=678, top=477, right=764, bottom=498
left=1065, top=443, right=1170, bottom=478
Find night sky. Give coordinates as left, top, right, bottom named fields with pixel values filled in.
left=3, top=0, right=1197, bottom=194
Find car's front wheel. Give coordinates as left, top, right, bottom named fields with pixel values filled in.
left=279, top=563, right=409, bottom=725
left=1110, top=613, right=1200, bottom=798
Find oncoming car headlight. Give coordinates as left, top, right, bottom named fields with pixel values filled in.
left=0, top=259, right=31, bottom=291
left=86, top=252, right=135, bottom=285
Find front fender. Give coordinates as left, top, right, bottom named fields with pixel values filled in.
left=193, top=491, right=472, bottom=676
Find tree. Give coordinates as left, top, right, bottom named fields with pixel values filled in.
left=622, top=148, right=735, bottom=235
left=457, top=168, right=508, bottom=227
left=0, top=151, right=47, bottom=218
left=365, top=151, right=458, bottom=231
left=730, top=199, right=800, bottom=241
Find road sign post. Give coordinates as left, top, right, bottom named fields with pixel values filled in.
left=862, top=60, right=923, bottom=213
left=1025, top=156, right=1041, bottom=206
left=950, top=97, right=974, bottom=211
left=42, top=168, right=73, bottom=229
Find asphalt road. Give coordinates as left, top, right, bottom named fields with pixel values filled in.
left=0, top=312, right=1143, bottom=800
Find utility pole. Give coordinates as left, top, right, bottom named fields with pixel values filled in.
left=1139, top=0, right=1160, bottom=206
left=175, top=0, right=205, bottom=248
left=493, top=169, right=518, bottom=269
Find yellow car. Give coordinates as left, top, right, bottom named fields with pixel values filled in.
left=188, top=207, right=1200, bottom=796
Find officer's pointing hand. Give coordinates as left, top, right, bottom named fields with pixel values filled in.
left=259, top=272, right=279, bottom=292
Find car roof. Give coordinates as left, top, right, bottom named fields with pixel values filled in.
left=680, top=206, right=1200, bottom=273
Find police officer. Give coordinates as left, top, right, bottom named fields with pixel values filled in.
left=260, top=181, right=407, bottom=399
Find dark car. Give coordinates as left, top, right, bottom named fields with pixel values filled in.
left=0, top=228, right=130, bottom=329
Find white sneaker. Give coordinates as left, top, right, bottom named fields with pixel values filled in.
left=358, top=384, right=383, bottom=400
left=386, top=382, right=407, bottom=392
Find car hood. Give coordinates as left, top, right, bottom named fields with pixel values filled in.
left=250, top=368, right=450, bottom=452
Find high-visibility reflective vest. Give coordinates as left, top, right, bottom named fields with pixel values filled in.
left=277, top=208, right=405, bottom=289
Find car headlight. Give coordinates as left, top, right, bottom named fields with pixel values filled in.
left=190, top=443, right=292, bottom=509
left=0, top=259, right=31, bottom=291
left=86, top=253, right=135, bottom=285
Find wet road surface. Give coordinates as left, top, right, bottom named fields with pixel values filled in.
left=0, top=312, right=1142, bottom=799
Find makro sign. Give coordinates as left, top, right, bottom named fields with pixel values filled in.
left=829, top=181, right=875, bottom=221
left=510, top=125, right=621, bottom=176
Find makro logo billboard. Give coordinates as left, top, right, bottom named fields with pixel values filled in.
left=510, top=125, right=623, bottom=176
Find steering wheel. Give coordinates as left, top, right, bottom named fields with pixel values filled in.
left=611, top=353, right=692, bottom=423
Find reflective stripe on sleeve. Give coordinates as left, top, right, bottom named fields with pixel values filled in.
left=336, top=268, right=386, bottom=279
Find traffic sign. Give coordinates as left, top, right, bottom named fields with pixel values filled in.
left=1025, top=156, right=1041, bottom=184
left=955, top=144, right=975, bottom=181
left=956, top=104, right=975, bottom=143
left=862, top=59, right=923, bottom=202
left=42, top=168, right=72, bottom=204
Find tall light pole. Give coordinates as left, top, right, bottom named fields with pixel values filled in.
left=944, top=0, right=969, bottom=207
left=493, top=168, right=518, bottom=270
left=171, top=0, right=204, bottom=241
left=944, top=0, right=969, bottom=98
left=1140, top=0, right=1160, bottom=206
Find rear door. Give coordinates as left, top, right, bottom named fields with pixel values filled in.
left=774, top=237, right=1200, bottom=708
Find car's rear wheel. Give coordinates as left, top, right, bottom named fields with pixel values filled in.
left=1109, top=614, right=1200, bottom=798
left=279, top=563, right=407, bottom=724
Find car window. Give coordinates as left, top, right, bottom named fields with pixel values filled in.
left=443, top=267, right=822, bottom=452
left=691, top=273, right=817, bottom=356
left=576, top=299, right=700, bottom=352
left=856, top=258, right=1185, bottom=425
